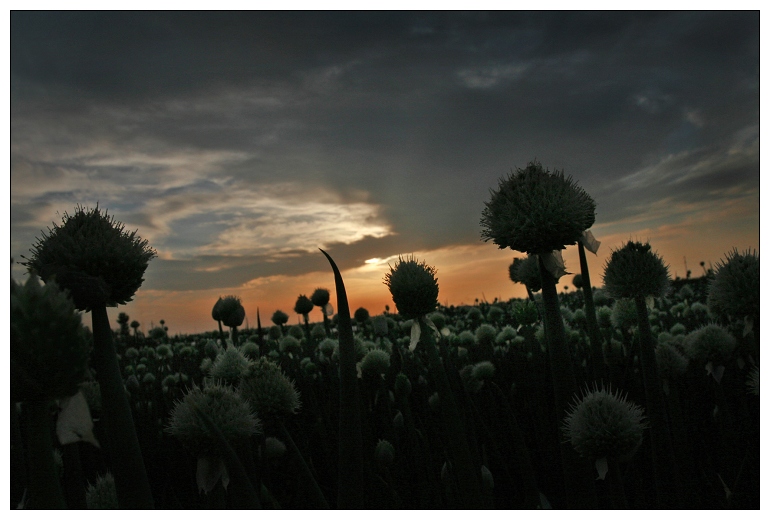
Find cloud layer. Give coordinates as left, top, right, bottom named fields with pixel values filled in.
left=10, top=12, right=759, bottom=333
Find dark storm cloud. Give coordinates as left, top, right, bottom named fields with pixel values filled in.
left=11, top=11, right=759, bottom=286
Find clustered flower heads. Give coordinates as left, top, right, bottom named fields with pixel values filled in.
left=563, top=384, right=647, bottom=462
left=166, top=382, right=262, bottom=457
left=384, top=255, right=439, bottom=320
left=683, top=323, right=737, bottom=365
left=11, top=274, right=90, bottom=403
left=21, top=205, right=156, bottom=311
left=603, top=241, right=670, bottom=299
left=707, top=248, right=760, bottom=324
left=239, top=358, right=301, bottom=418
left=480, top=161, right=596, bottom=255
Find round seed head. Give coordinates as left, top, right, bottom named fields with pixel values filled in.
left=480, top=161, right=596, bottom=255
left=384, top=256, right=439, bottom=320
left=239, top=358, right=301, bottom=418
left=495, top=325, right=518, bottom=345
left=239, top=342, right=260, bottom=360
left=294, top=294, right=314, bottom=316
left=603, top=241, right=670, bottom=299
left=209, top=345, right=251, bottom=386
left=310, top=287, right=330, bottom=308
left=21, top=205, right=156, bottom=310
left=683, top=323, right=737, bottom=365
left=218, top=296, right=245, bottom=328
left=563, top=384, right=647, bottom=461
left=471, top=360, right=496, bottom=381
left=475, top=324, right=497, bottom=346
left=11, top=274, right=90, bottom=402
left=708, top=249, right=759, bottom=324
left=509, top=255, right=542, bottom=292
left=166, top=382, right=262, bottom=457
left=610, top=298, right=638, bottom=331
left=360, top=348, right=391, bottom=376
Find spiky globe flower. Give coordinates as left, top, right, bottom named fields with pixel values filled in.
left=310, top=287, right=330, bottom=308
left=509, top=255, right=542, bottom=292
left=86, top=473, right=119, bottom=509
left=610, top=298, right=638, bottom=331
left=239, top=358, right=301, bottom=418
left=354, top=307, right=370, bottom=324
left=384, top=256, right=439, bottom=320
left=294, top=294, right=314, bottom=316
left=512, top=300, right=539, bottom=327
left=360, top=349, right=391, bottom=376
left=563, top=384, right=647, bottom=462
left=480, top=161, right=596, bottom=255
left=166, top=382, right=261, bottom=456
left=475, top=324, right=497, bottom=346
left=708, top=249, right=759, bottom=325
left=217, top=296, right=245, bottom=328
left=209, top=346, right=251, bottom=386
left=471, top=360, right=496, bottom=381
left=11, top=274, right=90, bottom=402
left=279, top=335, right=302, bottom=356
left=318, top=338, right=337, bottom=356
left=20, top=205, right=156, bottom=311
left=683, top=323, right=737, bottom=365
left=239, top=342, right=260, bottom=360
left=603, top=241, right=670, bottom=299
left=496, top=325, right=518, bottom=345
left=271, top=310, right=289, bottom=327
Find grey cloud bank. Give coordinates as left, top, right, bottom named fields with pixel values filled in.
left=11, top=11, right=759, bottom=292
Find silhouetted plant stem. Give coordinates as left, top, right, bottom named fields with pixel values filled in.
left=320, top=249, right=364, bottom=509
left=538, top=254, right=597, bottom=509
left=488, top=381, right=540, bottom=508
left=419, top=315, right=484, bottom=509
left=90, top=303, right=155, bottom=509
left=61, top=442, right=87, bottom=509
left=578, top=242, right=606, bottom=379
left=10, top=402, right=27, bottom=508
left=633, top=295, right=682, bottom=508
left=21, top=400, right=67, bottom=509
left=278, top=419, right=329, bottom=509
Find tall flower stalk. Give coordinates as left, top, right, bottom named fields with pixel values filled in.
left=603, top=240, right=681, bottom=508
left=577, top=233, right=606, bottom=380
left=480, top=161, right=598, bottom=508
left=385, top=256, right=484, bottom=509
left=21, top=205, right=156, bottom=509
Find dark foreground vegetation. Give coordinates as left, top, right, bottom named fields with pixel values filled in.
left=11, top=166, right=759, bottom=509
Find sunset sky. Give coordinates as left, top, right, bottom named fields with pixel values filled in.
left=9, top=10, right=760, bottom=335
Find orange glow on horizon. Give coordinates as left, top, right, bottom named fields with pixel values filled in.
left=103, top=210, right=758, bottom=336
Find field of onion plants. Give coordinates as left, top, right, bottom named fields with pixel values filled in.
left=11, top=163, right=760, bottom=510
